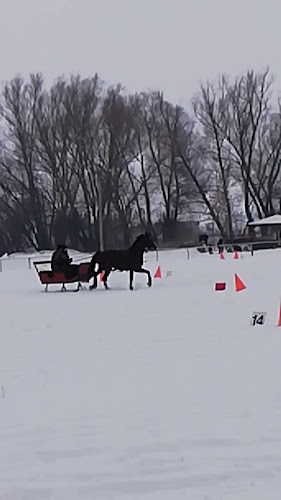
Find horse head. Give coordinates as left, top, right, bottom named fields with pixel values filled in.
left=131, top=233, right=157, bottom=253
left=143, top=232, right=157, bottom=251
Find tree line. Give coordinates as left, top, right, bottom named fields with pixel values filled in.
left=0, top=68, right=279, bottom=252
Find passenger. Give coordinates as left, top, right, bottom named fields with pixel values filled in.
left=51, top=244, right=79, bottom=280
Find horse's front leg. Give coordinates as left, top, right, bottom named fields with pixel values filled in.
left=136, top=268, right=152, bottom=287
left=145, top=268, right=152, bottom=287
left=129, top=270, right=134, bottom=290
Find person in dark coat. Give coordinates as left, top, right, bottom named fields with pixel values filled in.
left=51, top=244, right=79, bottom=280
left=199, top=234, right=208, bottom=246
left=217, top=238, right=224, bottom=254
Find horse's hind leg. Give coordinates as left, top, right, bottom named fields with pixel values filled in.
left=103, top=269, right=111, bottom=289
left=89, top=271, right=98, bottom=290
left=89, top=267, right=102, bottom=290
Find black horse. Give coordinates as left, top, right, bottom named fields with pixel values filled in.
left=87, top=233, right=157, bottom=290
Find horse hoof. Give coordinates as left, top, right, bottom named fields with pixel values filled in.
left=147, top=281, right=152, bottom=287
left=130, top=286, right=134, bottom=291
left=89, top=284, right=97, bottom=290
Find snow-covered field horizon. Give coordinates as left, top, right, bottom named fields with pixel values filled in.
left=1, top=247, right=281, bottom=499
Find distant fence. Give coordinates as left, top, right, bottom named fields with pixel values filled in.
left=186, top=240, right=281, bottom=259
left=0, top=240, right=279, bottom=271
left=0, top=252, right=93, bottom=273
left=0, top=256, right=33, bottom=272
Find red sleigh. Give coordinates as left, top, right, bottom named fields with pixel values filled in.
left=33, top=261, right=91, bottom=292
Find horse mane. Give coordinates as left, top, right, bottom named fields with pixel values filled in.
left=129, top=234, right=144, bottom=250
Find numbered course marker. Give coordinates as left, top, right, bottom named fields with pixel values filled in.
left=251, top=312, right=266, bottom=326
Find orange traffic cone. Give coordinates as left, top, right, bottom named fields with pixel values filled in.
left=235, top=273, right=246, bottom=292
left=220, top=252, right=225, bottom=260
left=234, top=251, right=239, bottom=259
left=277, top=303, right=281, bottom=327
left=100, top=272, right=104, bottom=282
left=154, top=266, right=162, bottom=278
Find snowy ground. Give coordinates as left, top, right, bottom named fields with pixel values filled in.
left=1, top=247, right=281, bottom=499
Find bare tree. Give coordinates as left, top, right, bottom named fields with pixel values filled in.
left=0, top=74, right=51, bottom=249
left=193, top=78, right=236, bottom=237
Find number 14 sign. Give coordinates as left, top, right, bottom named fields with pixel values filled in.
left=251, top=312, right=266, bottom=326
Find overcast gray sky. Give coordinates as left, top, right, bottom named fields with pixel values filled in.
left=0, top=0, right=280, bottom=105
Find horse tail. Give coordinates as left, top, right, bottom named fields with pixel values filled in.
left=88, top=251, right=101, bottom=279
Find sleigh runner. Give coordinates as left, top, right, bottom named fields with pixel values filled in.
left=33, top=261, right=91, bottom=292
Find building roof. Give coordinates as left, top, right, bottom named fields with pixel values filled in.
left=248, top=214, right=281, bottom=226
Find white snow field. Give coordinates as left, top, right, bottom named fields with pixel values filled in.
left=1, top=247, right=281, bottom=499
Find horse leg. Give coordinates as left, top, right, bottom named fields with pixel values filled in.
left=103, top=269, right=111, bottom=289
left=89, top=267, right=102, bottom=290
left=89, top=271, right=98, bottom=290
left=136, top=268, right=152, bottom=287
left=129, top=270, right=134, bottom=290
